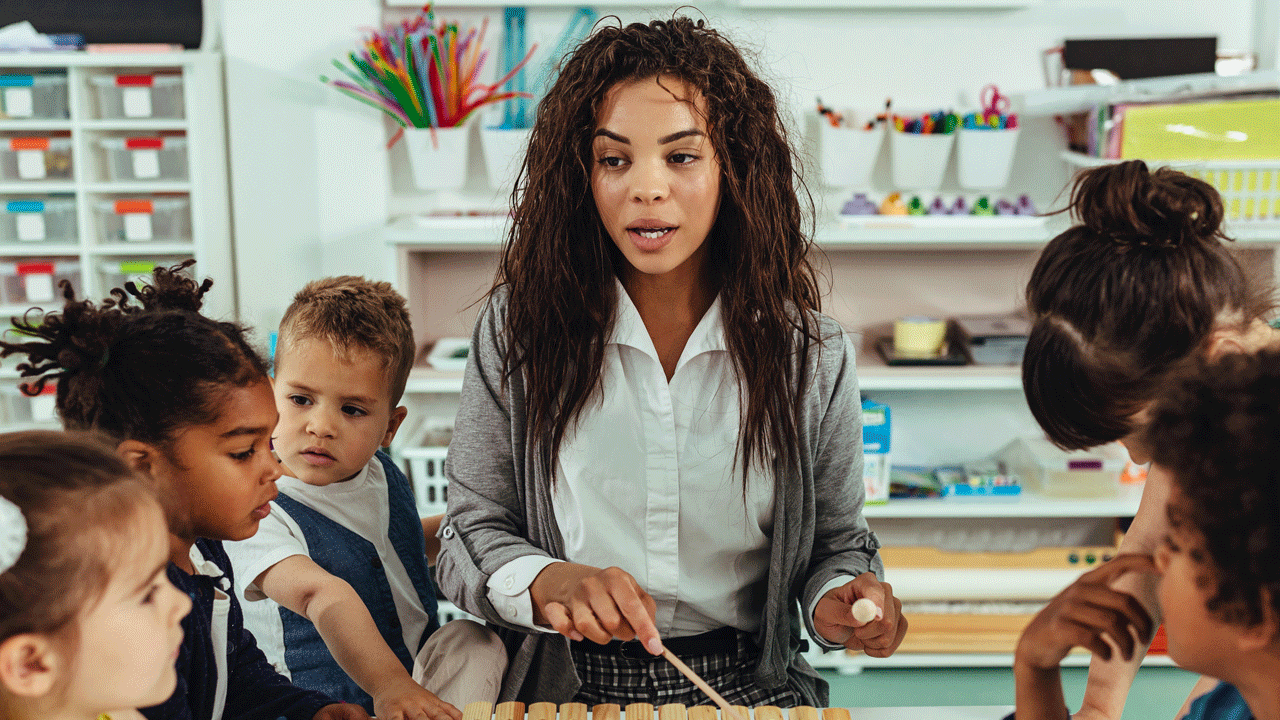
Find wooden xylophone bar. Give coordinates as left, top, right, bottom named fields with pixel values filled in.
left=463, top=701, right=855, bottom=720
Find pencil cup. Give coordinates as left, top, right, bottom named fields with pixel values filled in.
left=480, top=126, right=532, bottom=192
left=819, top=123, right=883, bottom=187
left=956, top=127, right=1021, bottom=190
left=403, top=126, right=471, bottom=191
left=889, top=130, right=955, bottom=191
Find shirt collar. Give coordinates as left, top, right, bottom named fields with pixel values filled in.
left=607, top=277, right=727, bottom=363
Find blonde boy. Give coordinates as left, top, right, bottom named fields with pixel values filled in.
left=227, top=277, right=505, bottom=720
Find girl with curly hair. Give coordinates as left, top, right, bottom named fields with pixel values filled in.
left=435, top=16, right=902, bottom=707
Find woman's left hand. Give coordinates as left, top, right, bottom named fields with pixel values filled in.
left=813, top=572, right=907, bottom=657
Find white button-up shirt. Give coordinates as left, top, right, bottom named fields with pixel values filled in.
left=487, top=281, right=852, bottom=637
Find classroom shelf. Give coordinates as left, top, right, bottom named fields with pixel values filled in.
left=0, top=243, right=81, bottom=256
left=386, top=214, right=1065, bottom=251
left=0, top=182, right=77, bottom=194
left=862, top=483, right=1144, bottom=519
left=0, top=51, right=212, bottom=68
left=83, top=181, right=192, bottom=194
left=1016, top=70, right=1280, bottom=116
left=817, top=651, right=1175, bottom=673
left=407, top=359, right=1026, bottom=394
left=90, top=243, right=196, bottom=256
left=0, top=120, right=73, bottom=131
left=80, top=119, right=188, bottom=132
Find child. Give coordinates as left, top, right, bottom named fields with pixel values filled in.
left=436, top=17, right=899, bottom=706
left=225, top=277, right=505, bottom=720
left=1021, top=160, right=1277, bottom=720
left=1015, top=347, right=1280, bottom=720
left=0, top=430, right=190, bottom=720
left=0, top=263, right=369, bottom=720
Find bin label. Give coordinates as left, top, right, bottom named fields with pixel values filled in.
left=124, top=213, right=153, bottom=241
left=16, top=149, right=44, bottom=180
left=132, top=149, right=160, bottom=179
left=123, top=86, right=152, bottom=118
left=22, top=273, right=54, bottom=303
left=15, top=213, right=45, bottom=242
left=3, top=87, right=33, bottom=118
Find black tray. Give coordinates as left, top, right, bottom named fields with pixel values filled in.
left=875, top=336, right=970, bottom=366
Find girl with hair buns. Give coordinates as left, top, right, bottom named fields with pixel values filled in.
left=0, top=430, right=190, bottom=720
left=1021, top=159, right=1278, bottom=720
left=0, top=263, right=369, bottom=720
left=435, top=16, right=901, bottom=708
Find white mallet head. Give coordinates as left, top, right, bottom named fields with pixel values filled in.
left=851, top=598, right=880, bottom=624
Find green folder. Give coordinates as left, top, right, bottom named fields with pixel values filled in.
left=1120, top=98, right=1280, bottom=160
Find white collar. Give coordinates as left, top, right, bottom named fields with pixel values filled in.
left=607, top=277, right=727, bottom=368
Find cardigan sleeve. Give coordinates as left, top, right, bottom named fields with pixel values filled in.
left=434, top=290, right=559, bottom=631
left=798, top=323, right=884, bottom=650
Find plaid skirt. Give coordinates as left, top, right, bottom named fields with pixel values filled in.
left=569, top=630, right=802, bottom=708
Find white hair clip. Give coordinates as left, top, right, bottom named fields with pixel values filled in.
left=0, top=495, right=26, bottom=575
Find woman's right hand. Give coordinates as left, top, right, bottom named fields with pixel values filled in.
left=529, top=562, right=664, bottom=655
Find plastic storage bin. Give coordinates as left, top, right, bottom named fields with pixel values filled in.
left=95, top=197, right=191, bottom=243
left=0, top=137, right=72, bottom=181
left=2, top=383, right=57, bottom=425
left=820, top=123, right=884, bottom=187
left=0, top=259, right=80, bottom=305
left=957, top=128, right=1021, bottom=190
left=99, top=136, right=187, bottom=181
left=402, top=445, right=449, bottom=515
left=89, top=74, right=184, bottom=119
left=1, top=197, right=77, bottom=243
left=998, top=436, right=1128, bottom=498
left=890, top=129, right=955, bottom=190
left=0, top=74, right=69, bottom=119
left=98, top=258, right=186, bottom=293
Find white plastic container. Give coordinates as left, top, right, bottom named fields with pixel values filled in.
left=403, top=126, right=470, bottom=191
left=0, top=74, right=69, bottom=120
left=1, top=197, right=77, bottom=243
left=820, top=123, right=884, bottom=187
left=890, top=130, right=955, bottom=191
left=95, top=197, right=191, bottom=244
left=0, top=259, right=80, bottom=305
left=479, top=126, right=531, bottom=191
left=89, top=74, right=184, bottom=119
left=98, top=258, right=186, bottom=294
left=0, top=137, right=73, bottom=181
left=998, top=436, right=1128, bottom=498
left=402, top=445, right=449, bottom=515
left=1, top=382, right=57, bottom=425
left=98, top=136, right=187, bottom=181
left=956, top=127, right=1021, bottom=190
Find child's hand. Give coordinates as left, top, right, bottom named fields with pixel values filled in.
left=375, top=680, right=463, bottom=720
left=313, top=702, right=373, bottom=720
left=1015, top=554, right=1157, bottom=671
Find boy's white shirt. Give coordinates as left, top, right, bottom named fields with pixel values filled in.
left=225, top=456, right=431, bottom=675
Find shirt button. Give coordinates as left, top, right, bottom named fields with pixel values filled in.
left=442, top=526, right=455, bottom=539
left=508, top=602, right=518, bottom=616
left=504, top=575, right=514, bottom=590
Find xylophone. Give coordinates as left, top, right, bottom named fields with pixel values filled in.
left=462, top=702, right=855, bottom=720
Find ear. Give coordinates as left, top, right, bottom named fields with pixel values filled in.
left=1237, top=588, right=1280, bottom=652
left=0, top=633, right=59, bottom=698
left=1209, top=333, right=1248, bottom=358
left=116, top=438, right=162, bottom=477
left=381, top=405, right=409, bottom=449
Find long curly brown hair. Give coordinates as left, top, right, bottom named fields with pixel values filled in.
left=495, top=16, right=821, bottom=481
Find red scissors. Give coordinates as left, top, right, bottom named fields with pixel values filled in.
left=980, top=84, right=1011, bottom=117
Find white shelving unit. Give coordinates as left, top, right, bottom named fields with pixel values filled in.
left=0, top=51, right=233, bottom=429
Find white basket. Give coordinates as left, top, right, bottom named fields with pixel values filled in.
left=89, top=74, right=184, bottom=119
left=819, top=123, right=883, bottom=187
left=0, top=137, right=72, bottom=181
left=95, top=197, right=192, bottom=244
left=98, top=136, right=188, bottom=181
left=956, top=128, right=1021, bottom=190
left=403, top=126, right=470, bottom=191
left=2, top=197, right=77, bottom=243
left=1061, top=152, right=1280, bottom=223
left=890, top=130, right=955, bottom=191
left=0, top=382, right=57, bottom=425
left=403, top=445, right=449, bottom=515
left=0, top=74, right=69, bottom=120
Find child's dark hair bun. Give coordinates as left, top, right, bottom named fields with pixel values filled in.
left=112, top=258, right=211, bottom=313
left=1070, top=159, right=1225, bottom=249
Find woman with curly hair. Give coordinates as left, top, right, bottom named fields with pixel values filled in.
left=435, top=16, right=902, bottom=707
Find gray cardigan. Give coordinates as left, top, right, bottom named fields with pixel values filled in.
left=435, top=288, right=883, bottom=705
